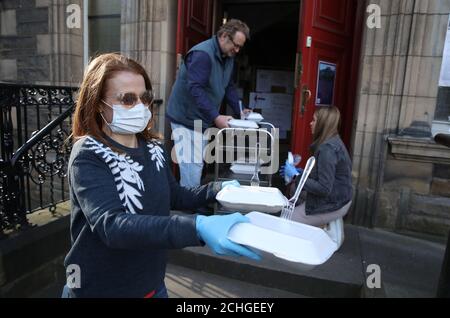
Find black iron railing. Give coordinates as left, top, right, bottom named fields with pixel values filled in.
left=0, top=84, right=76, bottom=238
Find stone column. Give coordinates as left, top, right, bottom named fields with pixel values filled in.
left=121, top=0, right=178, bottom=136
left=351, top=0, right=413, bottom=226
left=352, top=0, right=450, bottom=230
left=39, top=0, right=84, bottom=86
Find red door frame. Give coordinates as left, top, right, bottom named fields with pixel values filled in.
left=173, top=0, right=214, bottom=177
left=344, top=0, right=365, bottom=148
left=176, top=0, right=214, bottom=56
left=176, top=0, right=185, bottom=56
left=291, top=0, right=364, bottom=163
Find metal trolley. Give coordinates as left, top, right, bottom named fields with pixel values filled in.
left=213, top=122, right=277, bottom=214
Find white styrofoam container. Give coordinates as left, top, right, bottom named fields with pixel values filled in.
left=228, top=119, right=259, bottom=129
left=228, top=212, right=338, bottom=265
left=216, top=186, right=287, bottom=213
left=245, top=112, right=264, bottom=123
left=230, top=163, right=260, bottom=175
left=233, top=156, right=266, bottom=165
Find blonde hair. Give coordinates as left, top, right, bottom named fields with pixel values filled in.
left=310, top=106, right=341, bottom=153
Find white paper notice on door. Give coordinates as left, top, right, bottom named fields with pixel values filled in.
left=439, top=15, right=450, bottom=87
left=249, top=92, right=293, bottom=138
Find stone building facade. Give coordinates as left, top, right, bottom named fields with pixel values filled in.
left=0, top=0, right=449, bottom=238
left=353, top=0, right=450, bottom=237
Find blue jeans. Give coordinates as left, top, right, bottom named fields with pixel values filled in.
left=61, top=285, right=71, bottom=298
left=170, top=122, right=208, bottom=188
left=153, top=283, right=169, bottom=298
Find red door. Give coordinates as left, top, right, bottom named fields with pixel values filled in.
left=173, top=0, right=214, bottom=176
left=176, top=0, right=214, bottom=57
left=292, top=0, right=363, bottom=163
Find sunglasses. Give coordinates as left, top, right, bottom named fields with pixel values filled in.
left=107, top=90, right=154, bottom=107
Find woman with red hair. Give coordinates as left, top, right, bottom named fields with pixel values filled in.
left=63, top=53, right=259, bottom=298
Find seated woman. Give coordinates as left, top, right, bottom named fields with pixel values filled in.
left=282, top=106, right=353, bottom=227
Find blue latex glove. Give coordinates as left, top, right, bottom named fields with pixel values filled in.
left=279, top=160, right=303, bottom=182
left=221, top=180, right=240, bottom=190
left=196, top=213, right=261, bottom=261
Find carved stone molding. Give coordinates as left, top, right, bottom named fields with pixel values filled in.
left=388, top=136, right=450, bottom=164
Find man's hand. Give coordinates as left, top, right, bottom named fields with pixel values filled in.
left=214, top=115, right=233, bottom=129
left=240, top=108, right=252, bottom=119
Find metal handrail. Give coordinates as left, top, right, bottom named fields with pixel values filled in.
left=11, top=106, right=74, bottom=167
left=0, top=83, right=77, bottom=236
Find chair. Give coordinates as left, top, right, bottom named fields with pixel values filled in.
left=324, top=201, right=352, bottom=249
left=325, top=217, right=345, bottom=249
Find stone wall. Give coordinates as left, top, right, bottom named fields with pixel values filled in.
left=352, top=0, right=450, bottom=237
left=0, top=206, right=70, bottom=297
left=0, top=0, right=84, bottom=86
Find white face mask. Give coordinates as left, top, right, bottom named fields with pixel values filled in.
left=101, top=100, right=152, bottom=135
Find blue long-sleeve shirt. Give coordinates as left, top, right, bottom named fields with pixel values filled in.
left=185, top=49, right=241, bottom=122
left=64, top=134, right=221, bottom=297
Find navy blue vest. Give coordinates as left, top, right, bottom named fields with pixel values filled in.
left=167, top=36, right=234, bottom=129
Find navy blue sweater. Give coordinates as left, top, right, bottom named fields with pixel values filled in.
left=64, top=135, right=221, bottom=297
left=184, top=49, right=241, bottom=122
left=167, top=36, right=241, bottom=130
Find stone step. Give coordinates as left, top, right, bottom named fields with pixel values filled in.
left=169, top=225, right=365, bottom=298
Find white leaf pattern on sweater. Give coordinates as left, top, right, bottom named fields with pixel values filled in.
left=85, top=137, right=166, bottom=214
left=147, top=142, right=165, bottom=172
left=85, top=137, right=144, bottom=214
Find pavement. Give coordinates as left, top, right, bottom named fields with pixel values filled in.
left=357, top=226, right=446, bottom=297
left=31, top=263, right=304, bottom=298
left=165, top=264, right=305, bottom=298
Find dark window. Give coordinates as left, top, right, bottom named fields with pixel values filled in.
left=88, top=0, right=121, bottom=57
left=435, top=87, right=450, bottom=122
